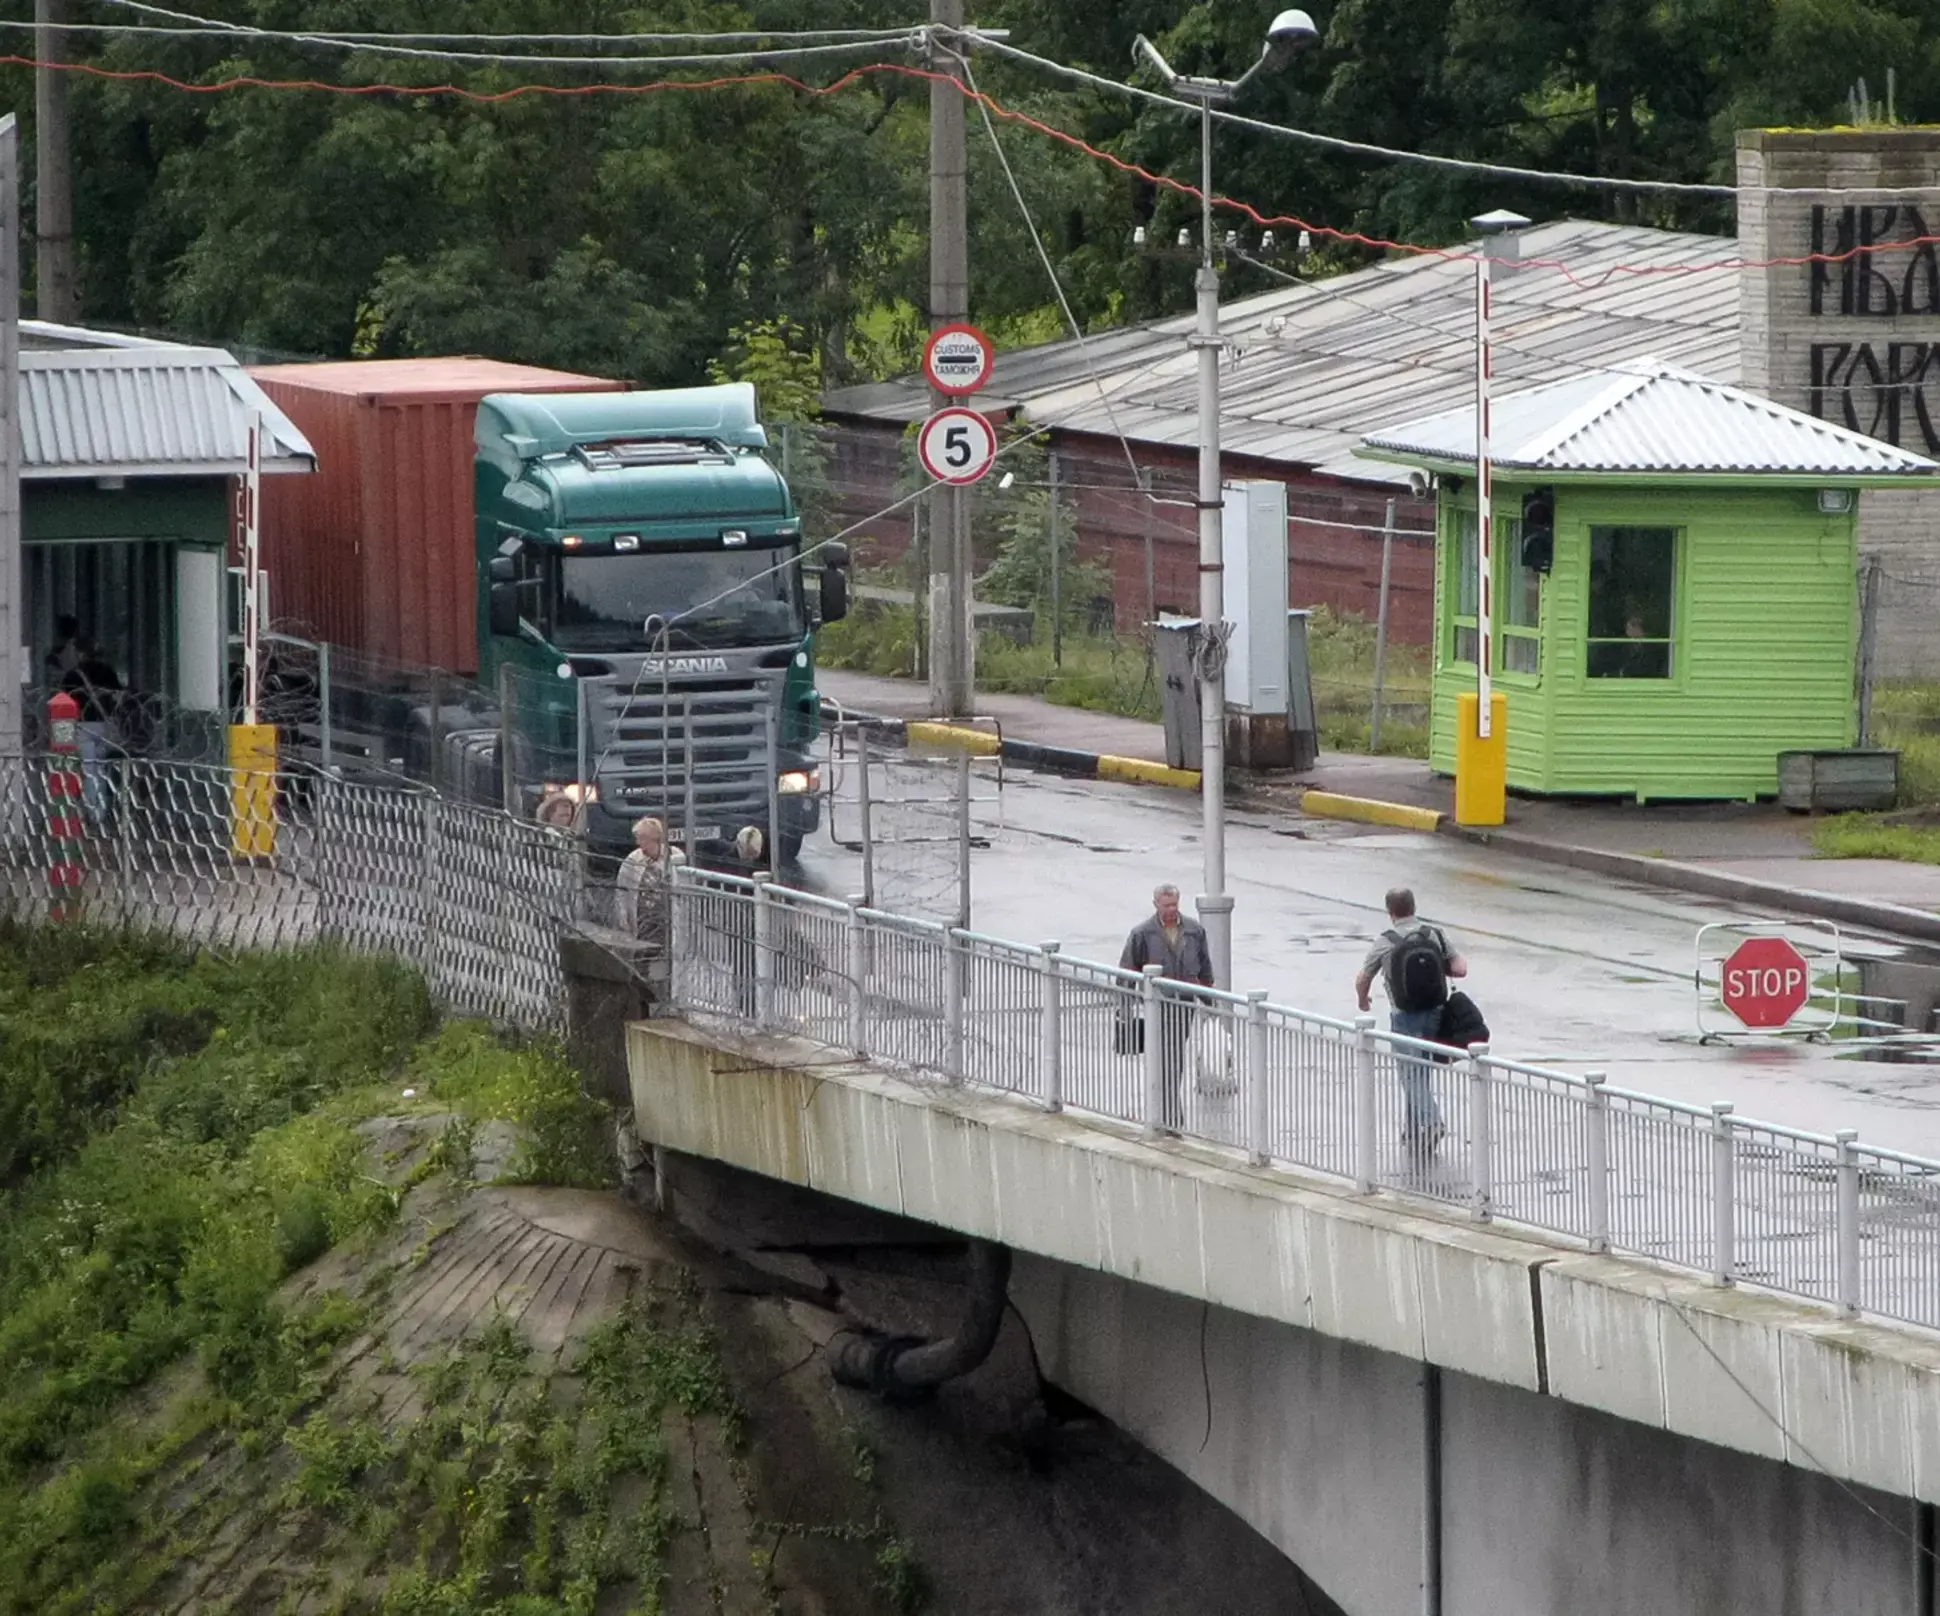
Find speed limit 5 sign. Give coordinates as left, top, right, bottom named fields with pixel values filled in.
left=918, top=407, right=998, bottom=485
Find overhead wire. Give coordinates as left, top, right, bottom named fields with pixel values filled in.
left=6, top=14, right=920, bottom=69
left=97, top=0, right=922, bottom=45
left=12, top=45, right=1940, bottom=290
left=953, top=44, right=1160, bottom=507
left=963, top=31, right=1738, bottom=200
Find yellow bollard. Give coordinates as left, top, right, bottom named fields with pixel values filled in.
left=1454, top=692, right=1507, bottom=828
left=229, top=723, right=279, bottom=859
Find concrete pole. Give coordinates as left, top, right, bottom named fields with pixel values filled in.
left=34, top=0, right=77, bottom=323
left=0, top=117, right=20, bottom=762
left=1370, top=496, right=1396, bottom=752
left=927, top=0, right=973, bottom=717
left=1192, top=100, right=1233, bottom=989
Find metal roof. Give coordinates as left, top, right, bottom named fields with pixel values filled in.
left=22, top=340, right=315, bottom=479
left=1357, top=359, right=1940, bottom=480
left=822, top=219, right=1743, bottom=486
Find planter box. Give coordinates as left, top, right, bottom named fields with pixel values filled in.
left=1777, top=748, right=1900, bottom=812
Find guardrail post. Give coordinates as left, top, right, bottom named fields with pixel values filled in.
left=944, top=928, right=965, bottom=1081
left=1468, top=1044, right=1493, bottom=1221
left=1835, top=1128, right=1861, bottom=1316
left=1354, top=1015, right=1378, bottom=1193
left=846, top=896, right=869, bottom=1056
left=1246, top=991, right=1270, bottom=1166
left=1039, top=941, right=1063, bottom=1112
left=420, top=795, right=442, bottom=983
left=317, top=640, right=333, bottom=772
left=1711, top=1103, right=1736, bottom=1286
left=752, top=873, right=774, bottom=1030
left=668, top=866, right=690, bottom=1007
left=1142, top=965, right=1167, bottom=1137
left=1584, top=1072, right=1610, bottom=1253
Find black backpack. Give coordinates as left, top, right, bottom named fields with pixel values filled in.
left=1387, top=929, right=1449, bottom=1013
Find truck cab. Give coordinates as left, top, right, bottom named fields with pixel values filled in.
left=473, top=384, right=846, bottom=858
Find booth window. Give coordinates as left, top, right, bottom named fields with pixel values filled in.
left=1586, top=526, right=1675, bottom=679
left=1449, top=511, right=1478, bottom=664
left=1500, top=517, right=1539, bottom=675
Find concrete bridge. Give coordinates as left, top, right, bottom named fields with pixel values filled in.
left=627, top=868, right=1940, bottom=1616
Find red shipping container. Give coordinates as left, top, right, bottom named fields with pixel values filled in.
left=251, top=358, right=623, bottom=676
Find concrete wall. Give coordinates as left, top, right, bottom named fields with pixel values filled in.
left=1014, top=1255, right=1918, bottom=1616
left=631, top=1021, right=1940, bottom=1613
left=1739, top=129, right=1940, bottom=679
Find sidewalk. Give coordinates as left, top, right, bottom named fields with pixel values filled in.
left=817, top=667, right=1940, bottom=937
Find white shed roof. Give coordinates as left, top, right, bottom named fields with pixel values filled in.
left=18, top=329, right=314, bottom=480
left=1357, top=359, right=1940, bottom=482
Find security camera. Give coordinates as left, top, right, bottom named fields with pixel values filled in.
left=1408, top=470, right=1433, bottom=498
left=1264, top=9, right=1321, bottom=54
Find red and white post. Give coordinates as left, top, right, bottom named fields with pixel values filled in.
left=45, top=690, right=82, bottom=921
left=1455, top=210, right=1527, bottom=829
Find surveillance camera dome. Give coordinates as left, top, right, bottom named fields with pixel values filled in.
left=1265, top=9, right=1320, bottom=49
left=1408, top=469, right=1433, bottom=497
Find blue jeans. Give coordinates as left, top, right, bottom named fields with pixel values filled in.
left=1389, top=1007, right=1445, bottom=1135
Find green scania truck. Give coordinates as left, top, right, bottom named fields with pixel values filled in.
left=472, top=383, right=847, bottom=859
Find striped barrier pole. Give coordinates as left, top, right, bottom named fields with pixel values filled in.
left=46, top=690, right=83, bottom=922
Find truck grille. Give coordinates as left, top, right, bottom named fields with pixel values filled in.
left=589, top=672, right=783, bottom=825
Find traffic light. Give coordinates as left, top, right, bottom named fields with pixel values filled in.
left=1521, top=487, right=1555, bottom=573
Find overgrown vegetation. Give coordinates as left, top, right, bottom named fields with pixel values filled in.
left=0, top=928, right=617, bottom=1613
left=820, top=598, right=1433, bottom=758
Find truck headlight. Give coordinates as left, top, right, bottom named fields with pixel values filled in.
left=776, top=769, right=820, bottom=795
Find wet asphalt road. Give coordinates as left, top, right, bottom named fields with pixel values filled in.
left=791, top=761, right=1940, bottom=1158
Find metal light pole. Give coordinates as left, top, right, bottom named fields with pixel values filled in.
left=1131, top=10, right=1318, bottom=988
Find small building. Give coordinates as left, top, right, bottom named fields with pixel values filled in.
left=1356, top=360, right=1939, bottom=801
left=20, top=322, right=313, bottom=746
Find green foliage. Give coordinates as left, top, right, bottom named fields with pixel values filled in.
left=1812, top=816, right=1940, bottom=864
left=407, top=1024, right=609, bottom=1189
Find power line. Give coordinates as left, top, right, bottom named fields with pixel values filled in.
left=965, top=32, right=1737, bottom=201
left=955, top=47, right=1157, bottom=506
left=15, top=47, right=1940, bottom=292
left=97, top=0, right=921, bottom=46
left=7, top=14, right=920, bottom=70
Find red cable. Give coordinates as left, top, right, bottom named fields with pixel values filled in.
left=9, top=50, right=1937, bottom=288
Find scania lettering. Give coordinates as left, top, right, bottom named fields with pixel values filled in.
left=474, top=384, right=848, bottom=859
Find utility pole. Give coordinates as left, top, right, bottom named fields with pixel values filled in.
left=927, top=0, right=972, bottom=716
left=35, top=0, right=77, bottom=323
left=0, top=116, right=20, bottom=761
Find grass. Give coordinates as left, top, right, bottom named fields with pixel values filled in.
left=819, top=597, right=1433, bottom=759
left=0, top=927, right=620, bottom=1615
left=1812, top=816, right=1940, bottom=865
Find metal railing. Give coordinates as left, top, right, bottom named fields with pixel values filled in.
left=0, top=754, right=579, bottom=1032
left=667, top=866, right=1940, bottom=1335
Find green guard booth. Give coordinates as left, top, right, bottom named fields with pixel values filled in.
left=1356, top=360, right=1940, bottom=803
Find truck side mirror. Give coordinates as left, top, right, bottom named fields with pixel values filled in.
left=488, top=555, right=517, bottom=584
left=489, top=582, right=521, bottom=638
left=819, top=561, right=849, bottom=625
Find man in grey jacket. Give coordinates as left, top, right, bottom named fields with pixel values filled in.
left=1120, top=883, right=1214, bottom=1134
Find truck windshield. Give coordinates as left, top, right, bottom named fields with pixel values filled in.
left=552, top=544, right=805, bottom=651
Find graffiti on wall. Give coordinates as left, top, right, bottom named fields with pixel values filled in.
left=1807, top=203, right=1940, bottom=451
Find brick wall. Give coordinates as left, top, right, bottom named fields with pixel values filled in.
left=1739, top=129, right=1940, bottom=677
left=822, top=413, right=1439, bottom=645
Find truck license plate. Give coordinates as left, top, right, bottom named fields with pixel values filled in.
left=671, top=825, right=721, bottom=844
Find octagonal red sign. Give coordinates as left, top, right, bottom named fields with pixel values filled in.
left=1720, top=936, right=1811, bottom=1029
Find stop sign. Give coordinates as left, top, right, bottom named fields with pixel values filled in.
left=1720, top=936, right=1811, bottom=1029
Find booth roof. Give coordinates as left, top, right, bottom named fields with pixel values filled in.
left=1355, top=359, right=1940, bottom=483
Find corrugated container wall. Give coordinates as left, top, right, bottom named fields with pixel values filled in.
left=250, top=359, right=622, bottom=675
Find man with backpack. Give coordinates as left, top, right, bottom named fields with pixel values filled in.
left=1354, top=888, right=1468, bottom=1155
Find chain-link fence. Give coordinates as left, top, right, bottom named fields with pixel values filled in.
left=1856, top=562, right=1940, bottom=804
left=0, top=754, right=579, bottom=1031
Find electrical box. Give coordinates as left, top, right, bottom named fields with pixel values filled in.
left=1220, top=480, right=1289, bottom=716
